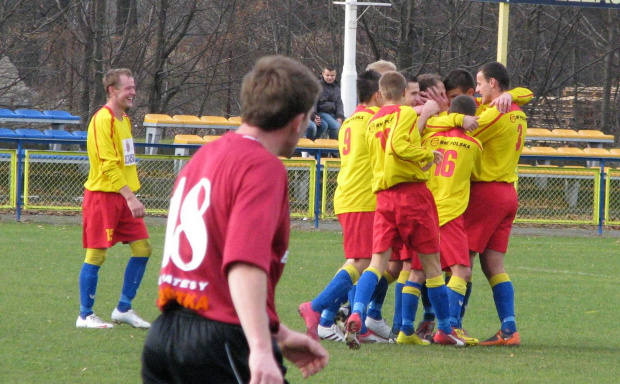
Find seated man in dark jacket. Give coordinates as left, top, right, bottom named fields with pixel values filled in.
left=316, top=65, right=344, bottom=139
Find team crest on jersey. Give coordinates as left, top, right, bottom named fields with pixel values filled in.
left=510, top=115, right=517, bottom=123
left=430, top=138, right=440, bottom=147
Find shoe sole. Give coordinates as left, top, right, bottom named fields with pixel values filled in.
left=112, top=319, right=149, bottom=329
left=345, top=317, right=362, bottom=350
left=298, top=305, right=320, bottom=341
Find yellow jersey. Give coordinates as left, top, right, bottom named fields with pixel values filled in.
left=471, top=103, right=527, bottom=183
left=423, top=114, right=483, bottom=225
left=84, top=106, right=141, bottom=193
left=334, top=105, right=379, bottom=214
left=366, top=104, right=434, bottom=193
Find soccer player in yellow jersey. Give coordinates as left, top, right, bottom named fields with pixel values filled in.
left=345, top=71, right=469, bottom=348
left=465, top=62, right=527, bottom=346
left=420, top=95, right=482, bottom=345
left=76, top=68, right=152, bottom=329
left=299, top=70, right=392, bottom=344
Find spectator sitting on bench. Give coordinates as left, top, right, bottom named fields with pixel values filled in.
left=316, top=65, right=344, bottom=139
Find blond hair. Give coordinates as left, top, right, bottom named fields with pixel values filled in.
left=103, top=68, right=133, bottom=98
left=365, top=60, right=397, bottom=74
left=379, top=71, right=406, bottom=102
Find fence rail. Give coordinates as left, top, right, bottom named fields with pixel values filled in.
left=2, top=138, right=620, bottom=233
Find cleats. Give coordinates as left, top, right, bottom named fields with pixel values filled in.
left=298, top=302, right=321, bottom=341
left=433, top=329, right=467, bottom=347
left=76, top=313, right=114, bottom=329
left=365, top=317, right=396, bottom=341
left=479, top=330, right=521, bottom=346
left=317, top=324, right=346, bottom=342
left=111, top=308, right=151, bottom=329
left=358, top=329, right=394, bottom=344
left=415, top=320, right=435, bottom=343
left=396, top=331, right=430, bottom=346
left=344, top=312, right=362, bottom=350
left=453, top=328, right=479, bottom=346
left=334, top=306, right=350, bottom=331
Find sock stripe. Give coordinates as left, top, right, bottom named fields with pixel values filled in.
left=489, top=273, right=510, bottom=287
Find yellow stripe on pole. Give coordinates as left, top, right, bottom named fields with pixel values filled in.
left=497, top=2, right=509, bottom=65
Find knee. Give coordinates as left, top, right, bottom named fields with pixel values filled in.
left=85, top=248, right=107, bottom=266
left=130, top=239, right=152, bottom=258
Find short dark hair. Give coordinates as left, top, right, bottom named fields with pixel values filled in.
left=478, top=62, right=510, bottom=91
left=443, top=68, right=475, bottom=93
left=417, top=73, right=443, bottom=92
left=400, top=71, right=418, bottom=84
left=241, top=56, right=321, bottom=132
left=379, top=71, right=406, bottom=101
left=324, top=64, right=337, bottom=72
left=449, top=95, right=477, bottom=116
left=357, top=70, right=381, bottom=103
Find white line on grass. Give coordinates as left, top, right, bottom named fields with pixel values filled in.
left=513, top=266, right=618, bottom=280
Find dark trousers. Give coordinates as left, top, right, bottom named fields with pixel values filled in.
left=142, top=304, right=288, bottom=384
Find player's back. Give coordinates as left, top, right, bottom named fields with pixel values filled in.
left=334, top=105, right=379, bottom=214
left=367, top=104, right=432, bottom=192
left=422, top=122, right=482, bottom=225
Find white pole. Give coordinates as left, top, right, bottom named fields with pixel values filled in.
left=341, top=1, right=358, bottom=118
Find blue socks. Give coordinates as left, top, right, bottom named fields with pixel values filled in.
left=311, top=268, right=354, bottom=313
left=118, top=257, right=149, bottom=312
left=401, top=281, right=422, bottom=335
left=367, top=276, right=388, bottom=320
left=79, top=263, right=100, bottom=318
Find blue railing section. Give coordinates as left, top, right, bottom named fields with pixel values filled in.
left=0, top=133, right=617, bottom=234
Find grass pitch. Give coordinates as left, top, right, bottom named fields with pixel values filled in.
left=1, top=219, right=619, bottom=383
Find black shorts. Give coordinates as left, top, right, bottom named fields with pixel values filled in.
left=141, top=304, right=288, bottom=384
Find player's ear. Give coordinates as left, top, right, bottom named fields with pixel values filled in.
left=467, top=88, right=475, bottom=97
left=291, top=113, right=306, bottom=136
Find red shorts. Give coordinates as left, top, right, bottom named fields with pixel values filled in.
left=411, top=252, right=423, bottom=271
left=397, top=246, right=417, bottom=261
left=464, top=182, right=517, bottom=254
left=373, top=182, right=440, bottom=255
left=82, top=190, right=149, bottom=249
left=439, top=216, right=470, bottom=270
left=337, top=211, right=374, bottom=259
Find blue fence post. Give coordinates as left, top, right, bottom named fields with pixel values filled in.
left=598, top=159, right=606, bottom=235
left=314, top=149, right=322, bottom=229
left=15, top=140, right=23, bottom=221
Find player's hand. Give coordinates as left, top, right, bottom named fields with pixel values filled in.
left=432, top=150, right=444, bottom=165
left=248, top=350, right=284, bottom=384
left=462, top=115, right=479, bottom=132
left=126, top=196, right=145, bottom=218
left=421, top=100, right=440, bottom=117
left=489, top=92, right=512, bottom=113
left=426, top=86, right=449, bottom=112
left=314, top=115, right=321, bottom=124
left=276, top=325, right=329, bottom=379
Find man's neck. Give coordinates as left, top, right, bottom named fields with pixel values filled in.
left=105, top=101, right=124, bottom=120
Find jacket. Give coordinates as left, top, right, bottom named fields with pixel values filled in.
left=317, top=79, right=345, bottom=119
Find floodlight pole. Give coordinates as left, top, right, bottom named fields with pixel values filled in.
left=334, top=1, right=391, bottom=117
left=497, top=2, right=509, bottom=65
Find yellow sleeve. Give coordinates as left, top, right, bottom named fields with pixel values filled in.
left=470, top=105, right=502, bottom=143
left=508, top=87, right=534, bottom=106
left=389, top=111, right=434, bottom=164
left=424, top=113, right=464, bottom=135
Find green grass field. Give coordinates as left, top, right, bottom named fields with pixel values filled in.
left=1, top=219, right=619, bottom=383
